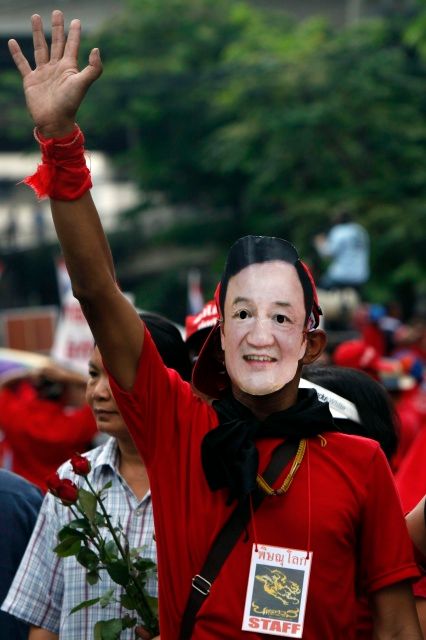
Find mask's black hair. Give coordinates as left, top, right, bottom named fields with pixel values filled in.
left=218, top=236, right=314, bottom=326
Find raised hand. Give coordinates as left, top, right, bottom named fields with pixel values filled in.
left=8, top=10, right=102, bottom=138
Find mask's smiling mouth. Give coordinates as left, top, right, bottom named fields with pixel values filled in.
left=243, top=355, right=277, bottom=362
left=93, top=408, right=119, bottom=417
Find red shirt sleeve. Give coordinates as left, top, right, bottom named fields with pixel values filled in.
left=107, top=328, right=216, bottom=466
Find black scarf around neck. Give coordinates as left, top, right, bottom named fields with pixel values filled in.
left=201, top=388, right=337, bottom=503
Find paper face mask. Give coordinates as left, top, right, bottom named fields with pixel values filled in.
left=221, top=261, right=307, bottom=396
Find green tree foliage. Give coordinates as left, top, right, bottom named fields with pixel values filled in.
left=2, top=0, right=426, bottom=316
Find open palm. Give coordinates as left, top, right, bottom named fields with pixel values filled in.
left=8, top=10, right=102, bottom=137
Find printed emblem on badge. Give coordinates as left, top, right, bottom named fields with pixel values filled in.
left=242, top=544, right=312, bottom=637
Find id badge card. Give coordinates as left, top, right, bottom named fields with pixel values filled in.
left=242, top=544, right=312, bottom=637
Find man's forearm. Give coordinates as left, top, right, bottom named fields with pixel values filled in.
left=406, top=496, right=426, bottom=558
left=372, top=582, right=422, bottom=639
left=29, top=625, right=59, bottom=640
left=50, top=192, right=116, bottom=301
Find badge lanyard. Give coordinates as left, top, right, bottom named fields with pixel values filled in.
left=243, top=441, right=313, bottom=638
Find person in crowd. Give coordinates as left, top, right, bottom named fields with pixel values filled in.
left=396, top=427, right=426, bottom=514
left=406, top=495, right=426, bottom=637
left=351, top=302, right=401, bottom=358
left=0, top=469, right=43, bottom=639
left=332, top=337, right=424, bottom=471
left=0, top=362, right=97, bottom=491
left=2, top=312, right=190, bottom=640
left=313, top=206, right=370, bottom=292
left=302, top=365, right=399, bottom=462
left=7, top=11, right=422, bottom=639
left=302, top=365, right=403, bottom=639
left=185, top=299, right=219, bottom=365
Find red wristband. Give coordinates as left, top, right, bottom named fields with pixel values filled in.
left=23, top=125, right=92, bottom=201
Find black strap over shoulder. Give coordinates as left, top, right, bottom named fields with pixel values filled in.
left=179, top=439, right=299, bottom=640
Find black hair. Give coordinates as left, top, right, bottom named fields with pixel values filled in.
left=302, top=364, right=399, bottom=461
left=139, top=311, right=192, bottom=382
left=218, top=235, right=314, bottom=326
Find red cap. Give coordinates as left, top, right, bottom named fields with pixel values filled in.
left=333, top=340, right=381, bottom=371
left=191, top=284, right=229, bottom=398
left=185, top=300, right=219, bottom=341
left=333, top=339, right=417, bottom=390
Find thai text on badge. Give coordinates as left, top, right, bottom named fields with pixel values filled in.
left=242, top=544, right=312, bottom=638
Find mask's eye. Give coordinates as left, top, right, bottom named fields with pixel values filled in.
left=276, top=314, right=286, bottom=324
left=239, top=310, right=248, bottom=320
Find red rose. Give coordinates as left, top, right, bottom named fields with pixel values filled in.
left=56, top=478, right=79, bottom=505
left=70, top=453, right=91, bottom=476
left=47, top=472, right=79, bottom=505
left=46, top=471, right=63, bottom=496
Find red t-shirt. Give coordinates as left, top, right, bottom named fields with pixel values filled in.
left=0, top=382, right=97, bottom=490
left=109, top=330, right=418, bottom=640
left=396, top=427, right=426, bottom=514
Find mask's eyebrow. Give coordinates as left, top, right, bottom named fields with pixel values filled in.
left=231, top=296, right=251, bottom=307
left=232, top=297, right=293, bottom=309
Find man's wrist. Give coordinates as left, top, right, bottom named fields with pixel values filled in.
left=37, top=122, right=76, bottom=139
left=34, top=124, right=81, bottom=147
left=23, top=123, right=92, bottom=200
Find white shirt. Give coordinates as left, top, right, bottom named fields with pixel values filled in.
left=319, top=222, right=370, bottom=285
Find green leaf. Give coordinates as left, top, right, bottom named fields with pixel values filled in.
left=106, top=560, right=130, bottom=586
left=94, top=618, right=123, bottom=640
left=58, top=525, right=85, bottom=541
left=133, top=557, right=156, bottom=572
left=99, top=587, right=116, bottom=608
left=100, top=540, right=119, bottom=563
left=54, top=536, right=81, bottom=557
left=144, top=594, right=159, bottom=617
left=78, top=488, right=98, bottom=521
left=121, top=615, right=137, bottom=629
left=120, top=593, right=138, bottom=610
left=68, top=518, right=92, bottom=532
left=77, top=546, right=99, bottom=570
left=70, top=596, right=101, bottom=614
left=100, top=480, right=113, bottom=493
left=86, top=570, right=100, bottom=586
left=94, top=513, right=108, bottom=527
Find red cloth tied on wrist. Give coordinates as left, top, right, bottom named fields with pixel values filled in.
left=23, top=125, right=92, bottom=201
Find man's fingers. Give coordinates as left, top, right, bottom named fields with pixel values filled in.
left=80, top=48, right=103, bottom=86
left=50, top=9, right=66, bottom=62
left=63, top=18, right=81, bottom=61
left=31, top=14, right=49, bottom=66
left=8, top=39, right=32, bottom=78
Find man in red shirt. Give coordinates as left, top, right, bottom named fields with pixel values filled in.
left=8, top=10, right=422, bottom=639
left=0, top=366, right=96, bottom=491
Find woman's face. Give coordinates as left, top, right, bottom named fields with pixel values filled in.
left=86, top=347, right=127, bottom=437
left=220, top=261, right=308, bottom=397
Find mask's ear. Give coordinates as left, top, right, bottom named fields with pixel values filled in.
left=302, top=329, right=327, bottom=365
